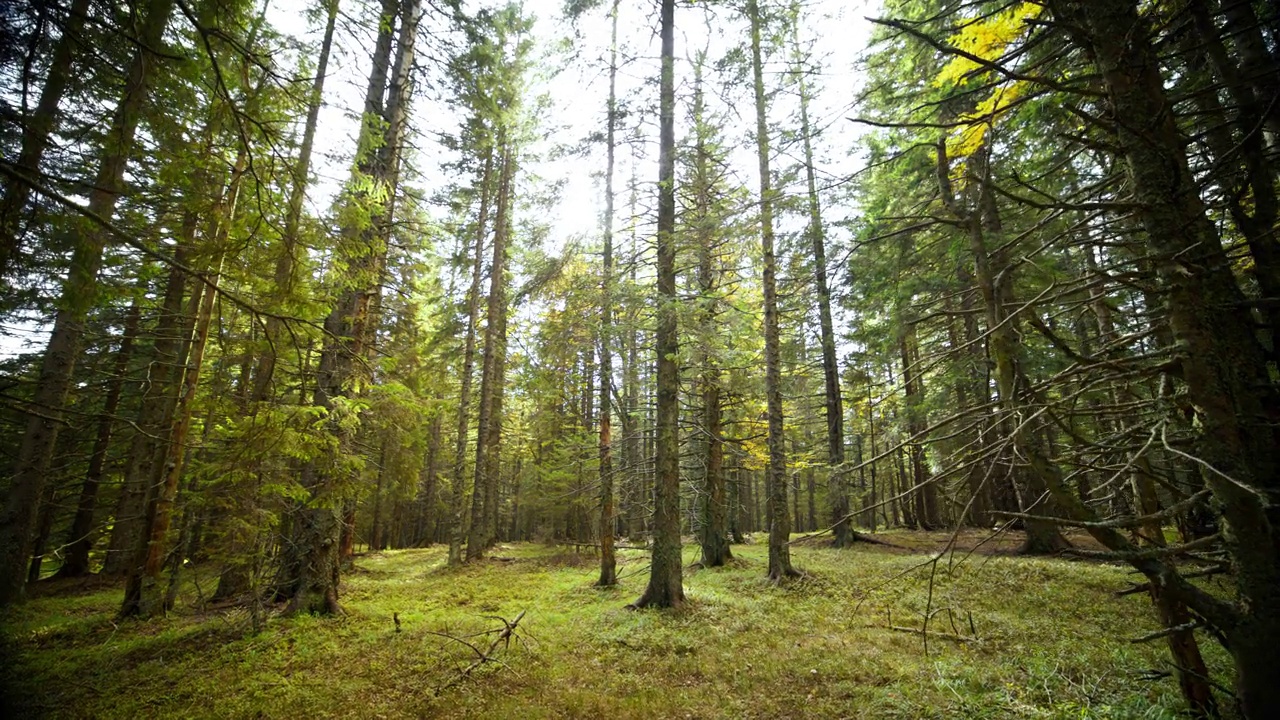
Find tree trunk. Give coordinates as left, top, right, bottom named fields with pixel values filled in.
left=900, top=317, right=939, bottom=529
left=790, top=9, right=850, bottom=547
left=448, top=149, right=491, bottom=566
left=26, top=486, right=60, bottom=583
left=1051, top=2, right=1280, bottom=713
left=689, top=51, right=730, bottom=569
left=104, top=253, right=196, bottom=576
left=122, top=245, right=224, bottom=616
left=483, top=299, right=507, bottom=548
left=596, top=0, right=621, bottom=588
left=937, top=140, right=1067, bottom=554
left=631, top=0, right=684, bottom=609
left=281, top=0, right=413, bottom=615
left=467, top=137, right=514, bottom=562
left=123, top=81, right=256, bottom=614
left=0, top=0, right=175, bottom=606
left=749, top=0, right=797, bottom=581
left=57, top=288, right=144, bottom=578
left=418, top=408, right=442, bottom=546
left=370, top=438, right=389, bottom=551
left=251, top=0, right=340, bottom=403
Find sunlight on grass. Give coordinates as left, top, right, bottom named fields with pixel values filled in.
left=1, top=541, right=1228, bottom=719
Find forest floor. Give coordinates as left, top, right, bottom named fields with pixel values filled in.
left=0, top=533, right=1232, bottom=719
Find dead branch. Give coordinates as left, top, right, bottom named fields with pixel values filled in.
left=880, top=624, right=979, bottom=644
left=432, top=610, right=527, bottom=695
left=1130, top=621, right=1202, bottom=644
left=1062, top=534, right=1221, bottom=561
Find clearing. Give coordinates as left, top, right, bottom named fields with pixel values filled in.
left=0, top=536, right=1226, bottom=718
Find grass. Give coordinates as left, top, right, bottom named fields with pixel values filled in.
left=0, top=534, right=1235, bottom=719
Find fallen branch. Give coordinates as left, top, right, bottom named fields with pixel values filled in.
left=787, top=527, right=908, bottom=549
left=874, top=607, right=980, bottom=648
left=881, top=625, right=979, bottom=644
left=992, top=489, right=1211, bottom=530
left=431, top=610, right=527, bottom=695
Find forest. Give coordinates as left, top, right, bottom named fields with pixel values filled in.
left=1, top=0, right=1278, bottom=717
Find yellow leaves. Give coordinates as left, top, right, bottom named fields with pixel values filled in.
left=947, top=80, right=1029, bottom=159
left=933, top=3, right=1041, bottom=169
left=933, top=2, right=1043, bottom=89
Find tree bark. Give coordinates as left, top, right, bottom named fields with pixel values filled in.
left=467, top=137, right=514, bottom=562
left=631, top=0, right=684, bottom=609
left=596, top=0, right=621, bottom=588
left=749, top=0, right=798, bottom=581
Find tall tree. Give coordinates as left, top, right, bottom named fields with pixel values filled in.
left=447, top=152, right=491, bottom=567
left=595, top=0, right=621, bottom=587
left=279, top=0, right=420, bottom=614
left=466, top=136, right=514, bottom=561
left=1046, top=1, right=1280, bottom=712
left=788, top=4, right=850, bottom=546
left=687, top=44, right=731, bottom=568
left=748, top=0, right=797, bottom=581
left=250, top=0, right=340, bottom=404
left=465, top=5, right=532, bottom=561
left=631, top=0, right=684, bottom=609
left=0, top=0, right=176, bottom=605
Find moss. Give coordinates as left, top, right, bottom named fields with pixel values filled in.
left=0, top=539, right=1230, bottom=718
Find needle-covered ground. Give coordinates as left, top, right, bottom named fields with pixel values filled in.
left=0, top=535, right=1232, bottom=719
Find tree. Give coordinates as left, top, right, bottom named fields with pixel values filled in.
left=278, top=0, right=422, bottom=615
left=250, top=0, right=340, bottom=404
left=0, top=0, right=91, bottom=279
left=1046, top=1, right=1280, bottom=712
left=684, top=39, right=735, bottom=568
left=748, top=0, right=797, bottom=582
left=595, top=0, right=621, bottom=587
left=0, top=0, right=176, bottom=606
left=631, top=0, right=684, bottom=610
left=464, top=4, right=534, bottom=562
left=787, top=2, right=851, bottom=547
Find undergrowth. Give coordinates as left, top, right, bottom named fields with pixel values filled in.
left=0, top=537, right=1234, bottom=719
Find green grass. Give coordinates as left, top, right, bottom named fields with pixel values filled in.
left=0, top=537, right=1234, bottom=719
